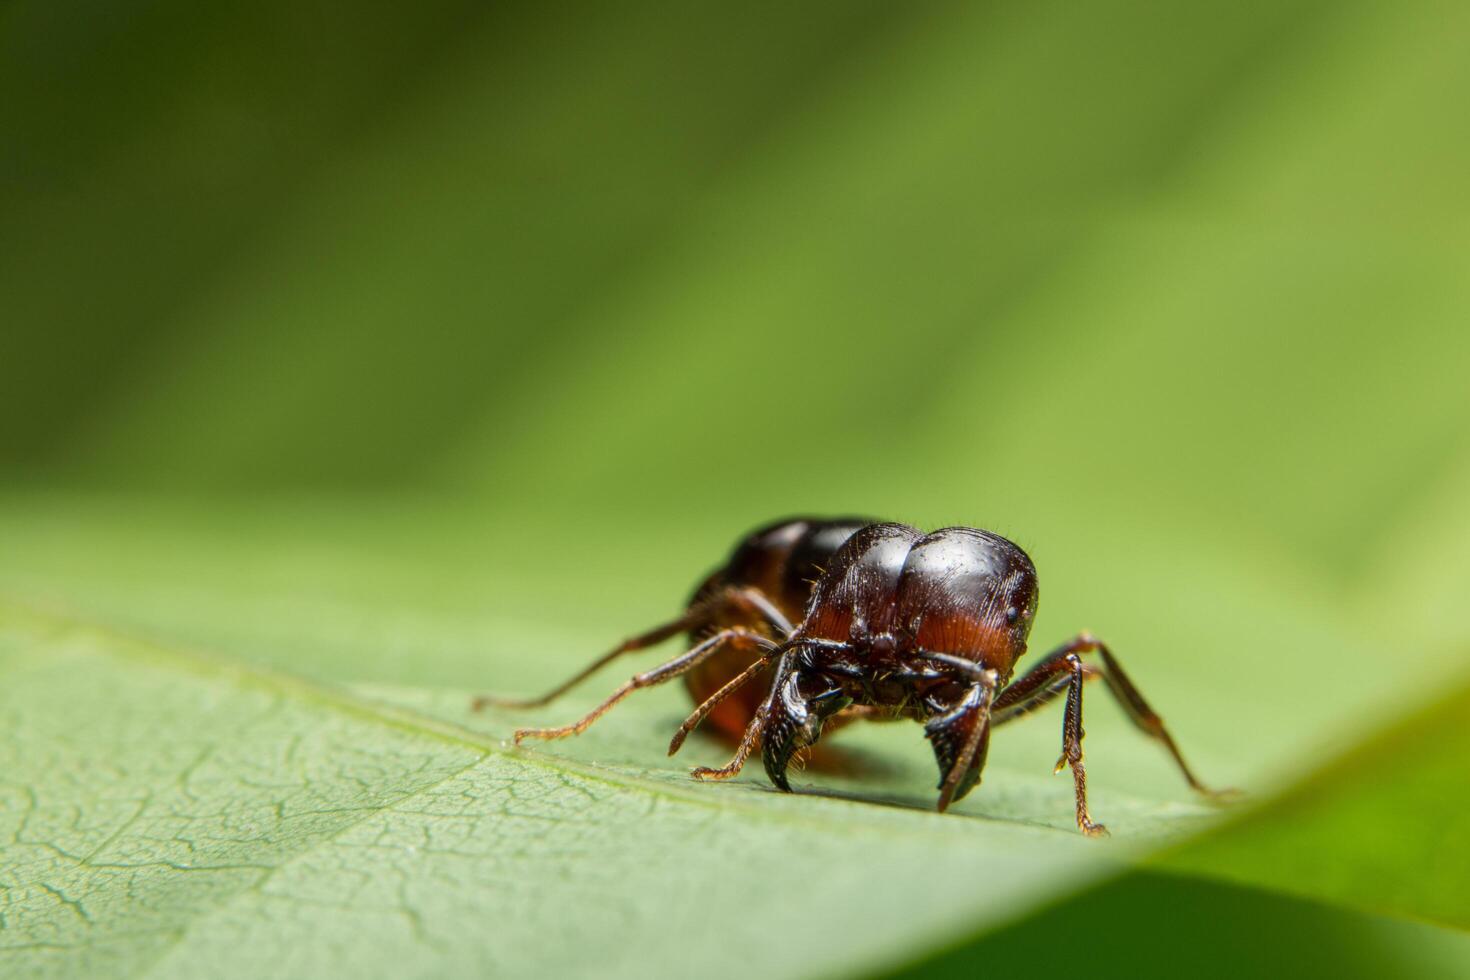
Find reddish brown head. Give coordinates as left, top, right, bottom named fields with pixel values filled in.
left=896, top=526, right=1038, bottom=678
left=801, top=523, right=1039, bottom=679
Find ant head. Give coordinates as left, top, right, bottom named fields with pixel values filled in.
left=996, top=559, right=1039, bottom=654
left=900, top=527, right=1039, bottom=667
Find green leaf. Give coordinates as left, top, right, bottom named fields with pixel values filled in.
left=882, top=872, right=1470, bottom=980
left=0, top=600, right=1165, bottom=979
left=873, top=680, right=1470, bottom=979
left=1154, top=679, right=1470, bottom=930
left=2, top=490, right=1467, bottom=979
left=5, top=0, right=1470, bottom=976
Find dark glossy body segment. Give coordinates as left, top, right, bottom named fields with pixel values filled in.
left=683, top=516, right=871, bottom=742
left=801, top=524, right=1039, bottom=685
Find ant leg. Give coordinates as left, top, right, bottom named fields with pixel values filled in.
left=1056, top=654, right=1106, bottom=836
left=690, top=712, right=765, bottom=782
left=473, top=586, right=789, bottom=710
left=693, top=646, right=799, bottom=785
left=990, top=660, right=1091, bottom=724
left=668, top=653, right=776, bottom=756
left=512, top=629, right=768, bottom=743
left=996, top=633, right=1234, bottom=800
left=473, top=618, right=689, bottom=711
left=689, top=649, right=813, bottom=787
left=924, top=677, right=998, bottom=812
left=988, top=651, right=1107, bottom=835
left=693, top=640, right=863, bottom=787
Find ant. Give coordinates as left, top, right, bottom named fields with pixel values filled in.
left=475, top=517, right=1231, bottom=835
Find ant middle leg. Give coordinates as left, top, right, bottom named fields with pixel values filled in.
left=513, top=629, right=774, bottom=743
left=473, top=586, right=790, bottom=710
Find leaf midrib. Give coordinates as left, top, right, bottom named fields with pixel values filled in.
left=1, top=594, right=1178, bottom=839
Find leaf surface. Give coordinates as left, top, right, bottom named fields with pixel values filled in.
left=0, top=601, right=1159, bottom=980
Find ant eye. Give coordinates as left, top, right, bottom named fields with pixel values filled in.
left=1005, top=607, right=1020, bottom=625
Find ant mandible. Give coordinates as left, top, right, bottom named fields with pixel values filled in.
left=474, top=517, right=1231, bottom=835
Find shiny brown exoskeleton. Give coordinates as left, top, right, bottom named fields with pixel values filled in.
left=474, top=517, right=1230, bottom=834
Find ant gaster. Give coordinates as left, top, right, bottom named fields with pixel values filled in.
left=475, top=517, right=1230, bottom=835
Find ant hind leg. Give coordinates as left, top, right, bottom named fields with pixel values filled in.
left=474, top=586, right=791, bottom=711
left=513, top=629, right=770, bottom=743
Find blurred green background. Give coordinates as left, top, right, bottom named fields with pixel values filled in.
left=3, top=0, right=1468, bottom=976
